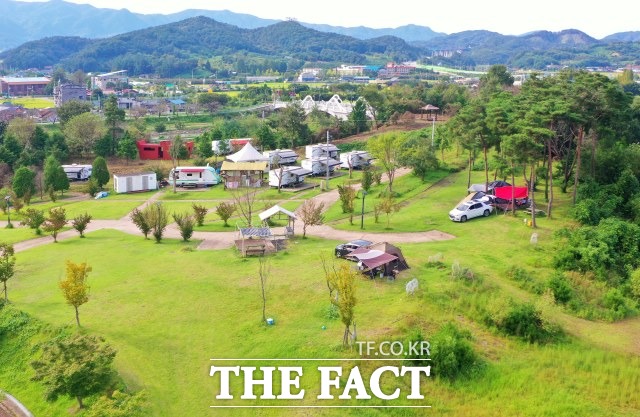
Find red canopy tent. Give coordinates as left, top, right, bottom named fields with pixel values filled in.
left=494, top=186, right=529, bottom=200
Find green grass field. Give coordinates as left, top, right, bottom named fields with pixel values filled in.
left=2, top=161, right=640, bottom=417
left=6, top=96, right=55, bottom=108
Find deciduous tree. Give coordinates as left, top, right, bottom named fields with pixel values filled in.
left=323, top=262, right=358, bottom=347
left=215, top=202, right=236, bottom=227
left=31, top=333, right=116, bottom=410
left=63, top=112, right=107, bottom=157
left=172, top=212, right=194, bottom=241
left=43, top=155, right=69, bottom=197
left=59, top=260, right=91, bottom=326
left=367, top=133, right=406, bottom=195
left=72, top=213, right=92, bottom=238
left=298, top=199, right=324, bottom=238
left=12, top=166, right=36, bottom=205
left=42, top=207, right=67, bottom=242
left=130, top=208, right=151, bottom=239
left=0, top=243, right=16, bottom=302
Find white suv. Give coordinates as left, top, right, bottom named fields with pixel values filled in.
left=449, top=200, right=493, bottom=222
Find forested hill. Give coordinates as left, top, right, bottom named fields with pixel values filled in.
left=0, top=17, right=420, bottom=76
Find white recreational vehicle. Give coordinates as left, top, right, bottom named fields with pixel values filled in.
left=168, top=165, right=220, bottom=188
left=268, top=166, right=312, bottom=188
left=301, top=157, right=341, bottom=176
left=113, top=172, right=157, bottom=193
left=340, top=151, right=373, bottom=169
left=263, top=149, right=299, bottom=166
left=305, top=143, right=339, bottom=159
left=62, top=164, right=92, bottom=181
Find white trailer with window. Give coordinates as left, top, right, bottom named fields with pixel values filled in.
left=305, top=143, right=339, bottom=159
left=268, top=166, right=312, bottom=187
left=340, top=150, right=373, bottom=169
left=263, top=149, right=299, bottom=166
left=301, top=157, right=341, bottom=176
left=62, top=164, right=92, bottom=181
left=168, top=165, right=220, bottom=187
left=113, top=172, right=158, bottom=193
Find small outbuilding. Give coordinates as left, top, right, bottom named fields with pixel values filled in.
left=113, top=172, right=158, bottom=193
left=220, top=161, right=268, bottom=189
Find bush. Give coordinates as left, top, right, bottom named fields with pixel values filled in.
left=428, top=323, right=482, bottom=380
left=601, top=288, right=637, bottom=321
left=500, top=303, right=549, bottom=343
left=85, top=177, right=100, bottom=197
left=155, top=122, right=166, bottom=133
left=548, top=273, right=573, bottom=304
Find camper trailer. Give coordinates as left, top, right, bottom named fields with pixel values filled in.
left=268, top=166, right=312, bottom=188
left=62, top=164, right=92, bottom=181
left=263, top=149, right=299, bottom=166
left=305, top=143, right=339, bottom=159
left=168, top=165, right=220, bottom=188
left=340, top=151, right=373, bottom=169
left=113, top=172, right=157, bottom=193
left=211, top=138, right=252, bottom=155
left=301, top=157, right=341, bottom=176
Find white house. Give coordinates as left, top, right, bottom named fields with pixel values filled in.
left=340, top=151, right=373, bottom=169
left=168, top=165, right=220, bottom=188
left=62, top=164, right=92, bottom=181
left=113, top=172, right=157, bottom=193
left=268, top=166, right=312, bottom=187
left=263, top=149, right=299, bottom=166
left=301, top=157, right=341, bottom=176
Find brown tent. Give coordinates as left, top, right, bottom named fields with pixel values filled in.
left=349, top=242, right=409, bottom=277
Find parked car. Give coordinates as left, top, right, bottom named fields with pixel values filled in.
left=335, top=239, right=373, bottom=258
left=449, top=200, right=493, bottom=222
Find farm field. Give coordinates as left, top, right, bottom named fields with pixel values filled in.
left=1, top=163, right=640, bottom=417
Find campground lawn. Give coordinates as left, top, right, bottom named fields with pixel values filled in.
left=2, top=167, right=640, bottom=417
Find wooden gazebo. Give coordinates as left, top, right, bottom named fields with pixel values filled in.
left=420, top=104, right=440, bottom=120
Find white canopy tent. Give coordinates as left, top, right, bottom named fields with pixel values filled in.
left=259, top=205, right=297, bottom=234
left=227, top=142, right=269, bottom=163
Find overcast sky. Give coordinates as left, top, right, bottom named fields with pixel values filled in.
left=22, top=0, right=640, bottom=39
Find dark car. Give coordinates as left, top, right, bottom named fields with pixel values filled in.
left=335, top=239, right=373, bottom=258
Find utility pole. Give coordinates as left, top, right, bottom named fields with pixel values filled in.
left=325, top=130, right=330, bottom=189
left=431, top=116, right=436, bottom=147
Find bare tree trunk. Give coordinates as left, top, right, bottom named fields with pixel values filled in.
left=530, top=163, right=537, bottom=228
left=75, top=306, right=81, bottom=327
left=547, top=139, right=554, bottom=219
left=3, top=282, right=7, bottom=302
left=467, top=153, right=473, bottom=189
left=572, top=127, right=584, bottom=204
left=77, top=396, right=84, bottom=409
left=482, top=139, right=489, bottom=193
left=511, top=162, right=516, bottom=216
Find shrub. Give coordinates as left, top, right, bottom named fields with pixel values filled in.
left=173, top=212, right=194, bottom=242
left=548, top=273, right=573, bottom=304
left=500, top=303, right=548, bottom=343
left=192, top=203, right=208, bottom=227
left=428, top=323, right=482, bottom=380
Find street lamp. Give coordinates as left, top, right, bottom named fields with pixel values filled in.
left=4, top=195, right=12, bottom=229
left=360, top=190, right=367, bottom=230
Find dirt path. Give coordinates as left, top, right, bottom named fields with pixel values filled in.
left=9, top=167, right=453, bottom=253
